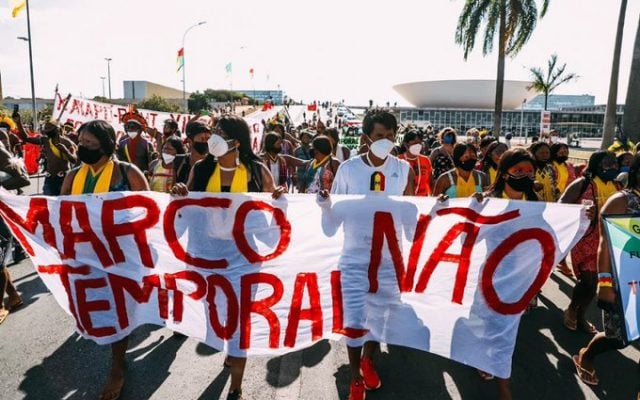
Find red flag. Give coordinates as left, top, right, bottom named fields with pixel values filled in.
left=249, top=68, right=254, bottom=78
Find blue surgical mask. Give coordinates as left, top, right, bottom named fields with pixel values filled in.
left=443, top=135, right=455, bottom=145
left=620, top=166, right=631, bottom=173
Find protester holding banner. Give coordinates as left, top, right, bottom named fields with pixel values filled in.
left=573, top=154, right=640, bottom=386
left=59, top=119, right=149, bottom=400
left=293, top=129, right=313, bottom=192
left=529, top=142, right=559, bottom=202
left=148, top=136, right=185, bottom=193
left=398, top=129, right=432, bottom=196
left=116, top=112, right=154, bottom=174
left=433, top=143, right=489, bottom=198
left=171, top=114, right=283, bottom=400
left=13, top=113, right=77, bottom=195
left=560, top=151, right=619, bottom=335
left=322, top=109, right=414, bottom=400
left=482, top=141, right=508, bottom=186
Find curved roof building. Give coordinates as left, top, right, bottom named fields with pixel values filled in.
left=392, top=80, right=537, bottom=109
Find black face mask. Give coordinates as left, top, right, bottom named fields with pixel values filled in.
left=555, top=156, right=568, bottom=164
left=44, top=129, right=57, bottom=138
left=77, top=145, right=104, bottom=165
left=597, top=168, right=618, bottom=182
left=192, top=142, right=208, bottom=155
left=507, top=175, right=534, bottom=192
left=457, top=159, right=477, bottom=171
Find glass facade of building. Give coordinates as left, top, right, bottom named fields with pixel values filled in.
left=237, top=90, right=284, bottom=104
left=398, top=108, right=623, bottom=138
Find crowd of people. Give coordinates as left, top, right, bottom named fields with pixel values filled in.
left=0, top=105, right=639, bottom=400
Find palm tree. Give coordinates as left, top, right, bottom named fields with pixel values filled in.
left=456, top=0, right=549, bottom=136
left=528, top=54, right=578, bottom=110
left=623, top=12, right=640, bottom=144
left=601, top=0, right=627, bottom=150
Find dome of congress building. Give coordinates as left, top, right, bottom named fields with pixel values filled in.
left=392, top=80, right=537, bottom=109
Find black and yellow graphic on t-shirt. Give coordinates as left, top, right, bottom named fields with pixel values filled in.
left=370, top=171, right=386, bottom=192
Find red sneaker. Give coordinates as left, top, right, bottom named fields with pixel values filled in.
left=360, top=357, right=382, bottom=390
left=348, top=379, right=365, bottom=400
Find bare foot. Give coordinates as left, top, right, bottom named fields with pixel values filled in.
left=99, top=367, right=125, bottom=400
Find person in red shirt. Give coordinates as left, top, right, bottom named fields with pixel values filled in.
left=399, top=129, right=432, bottom=195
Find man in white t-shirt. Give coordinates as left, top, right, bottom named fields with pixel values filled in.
left=319, top=109, right=414, bottom=400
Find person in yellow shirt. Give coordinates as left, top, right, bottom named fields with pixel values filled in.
left=433, top=143, right=489, bottom=198
left=550, top=143, right=577, bottom=195
left=529, top=142, right=559, bottom=202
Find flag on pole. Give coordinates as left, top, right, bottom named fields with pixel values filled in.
left=176, top=48, right=184, bottom=72
left=9, top=0, right=26, bottom=18
left=225, top=63, right=232, bottom=74
left=249, top=68, right=254, bottom=79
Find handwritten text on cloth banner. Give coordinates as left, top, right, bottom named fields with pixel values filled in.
left=53, top=92, right=278, bottom=150
left=602, top=214, right=640, bottom=343
left=0, top=192, right=589, bottom=378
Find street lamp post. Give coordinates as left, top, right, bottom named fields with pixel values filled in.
left=100, top=77, right=106, bottom=98
left=182, top=21, right=207, bottom=112
left=104, top=58, right=112, bottom=99
left=17, top=31, right=36, bottom=130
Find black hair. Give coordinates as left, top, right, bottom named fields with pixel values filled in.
left=163, top=135, right=186, bottom=154
left=452, top=143, right=476, bottom=167
left=325, top=127, right=340, bottom=144
left=312, top=136, right=333, bottom=156
left=402, top=130, right=420, bottom=144
left=78, top=120, right=116, bottom=156
left=528, top=141, right=550, bottom=159
left=479, top=136, right=497, bottom=149
left=550, top=142, right=569, bottom=162
left=263, top=132, right=281, bottom=154
left=585, top=150, right=615, bottom=179
left=483, top=141, right=508, bottom=173
left=628, top=154, right=640, bottom=189
left=164, top=119, right=179, bottom=130
left=217, top=114, right=260, bottom=165
left=362, top=109, right=397, bottom=136
left=492, top=148, right=538, bottom=201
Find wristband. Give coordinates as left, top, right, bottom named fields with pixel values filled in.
left=598, top=281, right=613, bottom=288
left=598, top=272, right=613, bottom=279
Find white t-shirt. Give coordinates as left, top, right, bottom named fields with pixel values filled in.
left=331, top=154, right=410, bottom=195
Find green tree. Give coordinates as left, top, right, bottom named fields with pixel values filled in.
left=527, top=54, right=577, bottom=110
left=137, top=94, right=180, bottom=113
left=602, top=0, right=627, bottom=149
left=188, top=91, right=210, bottom=113
left=623, top=12, right=640, bottom=143
left=456, top=0, right=549, bottom=136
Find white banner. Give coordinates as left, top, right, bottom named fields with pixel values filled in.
left=53, top=92, right=281, bottom=149
left=0, top=192, right=588, bottom=378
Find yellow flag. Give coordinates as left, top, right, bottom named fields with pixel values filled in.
left=10, top=0, right=26, bottom=18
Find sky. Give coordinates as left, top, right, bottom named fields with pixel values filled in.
left=0, top=0, right=639, bottom=107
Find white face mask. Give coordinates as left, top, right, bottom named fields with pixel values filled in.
left=162, top=153, right=176, bottom=165
left=409, top=143, right=422, bottom=156
left=369, top=139, right=395, bottom=160
left=127, top=130, right=139, bottom=139
left=208, top=134, right=229, bottom=158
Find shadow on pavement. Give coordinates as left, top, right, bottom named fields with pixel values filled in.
left=265, top=339, right=331, bottom=387
left=19, top=325, right=185, bottom=400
